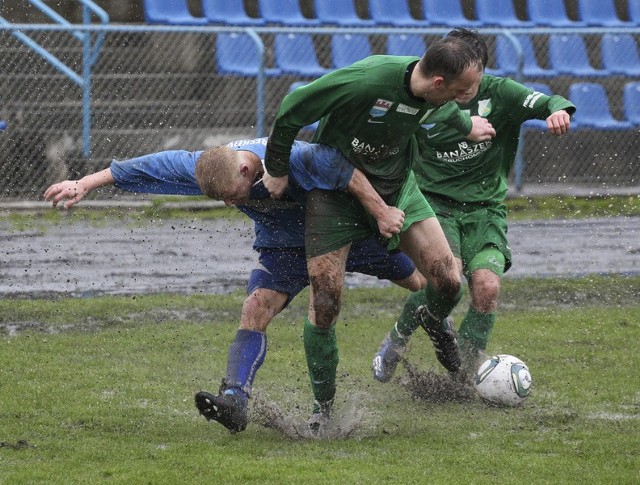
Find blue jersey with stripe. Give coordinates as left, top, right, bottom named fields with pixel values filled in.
left=110, top=138, right=354, bottom=249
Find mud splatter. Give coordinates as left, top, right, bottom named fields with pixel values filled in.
left=399, top=360, right=477, bottom=404
left=251, top=391, right=368, bottom=440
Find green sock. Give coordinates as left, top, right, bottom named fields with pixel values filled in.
left=392, top=290, right=427, bottom=343
left=416, top=283, right=464, bottom=332
left=458, top=307, right=496, bottom=351
left=303, top=317, right=338, bottom=405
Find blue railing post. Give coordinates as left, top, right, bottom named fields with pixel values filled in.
left=1, top=1, right=108, bottom=159
left=246, top=29, right=266, bottom=137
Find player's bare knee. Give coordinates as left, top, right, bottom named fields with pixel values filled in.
left=239, top=292, right=274, bottom=332
left=429, top=256, right=461, bottom=298
left=310, top=274, right=342, bottom=328
left=440, top=274, right=461, bottom=299
left=471, top=274, right=500, bottom=313
left=313, top=289, right=341, bottom=327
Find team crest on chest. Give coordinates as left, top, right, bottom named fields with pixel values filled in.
left=478, top=98, right=492, bottom=117
left=369, top=99, right=393, bottom=118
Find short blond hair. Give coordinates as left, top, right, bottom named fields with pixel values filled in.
left=195, top=146, right=241, bottom=200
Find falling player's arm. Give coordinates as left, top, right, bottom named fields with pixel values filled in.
left=44, top=150, right=203, bottom=209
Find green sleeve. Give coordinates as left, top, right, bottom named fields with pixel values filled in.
left=547, top=95, right=576, bottom=117
left=499, top=78, right=576, bottom=123
left=439, top=101, right=473, bottom=136
left=265, top=68, right=365, bottom=177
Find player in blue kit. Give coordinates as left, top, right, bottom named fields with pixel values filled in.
left=44, top=137, right=425, bottom=433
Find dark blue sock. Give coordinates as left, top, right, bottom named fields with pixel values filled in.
left=224, top=329, right=267, bottom=399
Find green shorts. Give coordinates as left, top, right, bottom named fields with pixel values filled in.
left=427, top=194, right=512, bottom=277
left=305, top=171, right=435, bottom=258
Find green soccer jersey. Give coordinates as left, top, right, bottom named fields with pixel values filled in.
left=414, top=75, right=576, bottom=204
left=266, top=55, right=473, bottom=196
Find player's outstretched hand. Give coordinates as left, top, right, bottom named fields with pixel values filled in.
left=43, top=180, right=91, bottom=209
left=262, top=172, right=289, bottom=198
left=546, top=110, right=571, bottom=135
left=376, top=205, right=405, bottom=239
left=467, top=115, right=496, bottom=142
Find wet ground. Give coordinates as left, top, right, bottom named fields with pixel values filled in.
left=1, top=215, right=639, bottom=297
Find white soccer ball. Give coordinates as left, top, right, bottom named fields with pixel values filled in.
left=474, top=354, right=532, bottom=406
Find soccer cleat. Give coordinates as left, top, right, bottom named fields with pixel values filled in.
left=416, top=306, right=461, bottom=373
left=308, top=399, right=333, bottom=434
left=195, top=386, right=248, bottom=433
left=372, top=332, right=407, bottom=382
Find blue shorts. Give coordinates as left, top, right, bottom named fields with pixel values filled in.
left=247, top=238, right=416, bottom=306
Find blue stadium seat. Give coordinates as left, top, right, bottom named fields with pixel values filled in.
left=275, top=33, right=330, bottom=77
left=569, top=83, right=633, bottom=130
left=522, top=83, right=553, bottom=130
left=527, top=0, right=585, bottom=27
left=257, top=0, right=320, bottom=25
left=576, top=0, right=631, bottom=26
left=524, top=82, right=552, bottom=96
left=421, top=0, right=480, bottom=27
left=331, top=33, right=372, bottom=69
left=142, top=0, right=207, bottom=25
left=0, top=120, right=7, bottom=131
left=474, top=0, right=533, bottom=27
left=494, top=34, right=557, bottom=78
left=629, top=0, right=640, bottom=25
left=368, top=0, right=430, bottom=26
left=386, top=34, right=427, bottom=57
left=548, top=34, right=608, bottom=77
left=201, top=0, right=264, bottom=25
left=313, top=0, right=374, bottom=26
left=216, top=33, right=282, bottom=77
left=623, top=82, right=640, bottom=125
left=600, top=33, right=640, bottom=76
left=288, top=82, right=319, bottom=133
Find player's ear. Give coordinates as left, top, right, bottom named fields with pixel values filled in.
left=238, top=152, right=251, bottom=177
left=433, top=76, right=445, bottom=88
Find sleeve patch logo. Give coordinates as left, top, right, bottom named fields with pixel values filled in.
left=396, top=103, right=420, bottom=115
left=523, top=92, right=544, bottom=109
left=369, top=99, right=393, bottom=118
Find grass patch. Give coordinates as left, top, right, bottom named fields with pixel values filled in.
left=3, top=194, right=640, bottom=231
left=1, top=276, right=638, bottom=483
left=506, top=194, right=640, bottom=221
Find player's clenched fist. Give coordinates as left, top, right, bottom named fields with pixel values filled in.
left=262, top=171, right=289, bottom=198
left=546, top=110, right=571, bottom=136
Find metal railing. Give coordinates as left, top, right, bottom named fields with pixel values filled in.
left=0, top=1, right=108, bottom=157
left=0, top=22, right=638, bottom=199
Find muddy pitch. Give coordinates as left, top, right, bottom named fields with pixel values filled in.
left=1, top=216, right=638, bottom=297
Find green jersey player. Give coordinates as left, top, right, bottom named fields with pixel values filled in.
left=263, top=28, right=496, bottom=430
left=373, top=74, right=575, bottom=382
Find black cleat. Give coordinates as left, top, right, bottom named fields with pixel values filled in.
left=417, top=306, right=461, bottom=373
left=195, top=390, right=248, bottom=433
